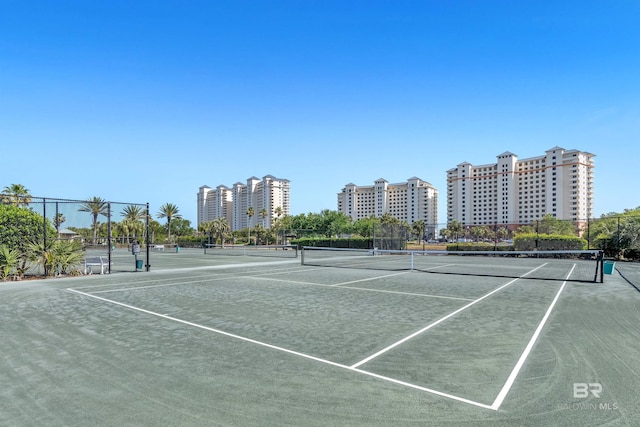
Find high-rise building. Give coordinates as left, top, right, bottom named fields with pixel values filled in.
left=198, top=175, right=290, bottom=231
left=446, top=146, right=595, bottom=229
left=337, top=177, right=439, bottom=237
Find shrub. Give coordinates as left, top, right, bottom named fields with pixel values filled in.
left=0, top=244, right=20, bottom=281
left=513, top=233, right=587, bottom=251
left=292, top=237, right=372, bottom=249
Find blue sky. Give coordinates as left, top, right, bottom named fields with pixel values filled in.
left=1, top=0, right=639, bottom=226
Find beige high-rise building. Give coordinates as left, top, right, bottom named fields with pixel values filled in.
left=198, top=175, right=290, bottom=231
left=337, top=177, right=439, bottom=237
left=446, top=146, right=595, bottom=229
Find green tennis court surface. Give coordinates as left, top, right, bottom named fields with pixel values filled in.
left=1, top=248, right=639, bottom=426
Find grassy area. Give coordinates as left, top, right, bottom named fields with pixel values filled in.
left=406, top=241, right=447, bottom=251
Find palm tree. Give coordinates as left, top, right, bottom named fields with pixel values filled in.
left=157, top=203, right=182, bottom=242
left=470, top=226, right=489, bottom=242
left=447, top=220, right=464, bottom=242
left=211, top=217, right=230, bottom=247
left=246, top=207, right=255, bottom=244
left=260, top=208, right=268, bottom=228
left=496, top=226, right=510, bottom=242
left=412, top=220, right=426, bottom=250
left=53, top=213, right=66, bottom=234
left=1, top=184, right=32, bottom=207
left=274, top=206, right=284, bottom=244
left=121, top=205, right=145, bottom=243
left=0, top=245, right=20, bottom=281
left=79, top=197, right=109, bottom=244
left=199, top=221, right=213, bottom=246
left=122, top=205, right=145, bottom=222
left=253, top=224, right=265, bottom=245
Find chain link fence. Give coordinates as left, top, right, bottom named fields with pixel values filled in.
left=1, top=197, right=150, bottom=277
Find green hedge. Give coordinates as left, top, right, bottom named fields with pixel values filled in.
left=292, top=237, right=372, bottom=249
left=445, top=235, right=588, bottom=252
left=513, top=234, right=587, bottom=251
left=446, top=243, right=513, bottom=252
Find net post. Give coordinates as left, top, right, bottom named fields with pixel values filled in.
left=598, top=250, right=604, bottom=283
left=410, top=251, right=414, bottom=271
left=300, top=247, right=305, bottom=265
left=42, top=197, right=47, bottom=252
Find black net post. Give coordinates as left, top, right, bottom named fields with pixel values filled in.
left=42, top=198, right=47, bottom=273
left=145, top=203, right=150, bottom=271
left=107, top=202, right=112, bottom=274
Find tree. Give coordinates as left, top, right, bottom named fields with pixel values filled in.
left=470, top=226, right=489, bottom=242
left=0, top=204, right=57, bottom=278
left=516, top=225, right=536, bottom=235
left=53, top=213, right=66, bottom=234
left=211, top=217, right=230, bottom=247
left=272, top=208, right=287, bottom=244
left=79, top=197, right=109, bottom=244
left=412, top=220, right=427, bottom=250
left=157, top=203, right=182, bottom=242
left=170, top=218, right=193, bottom=239
left=536, top=214, right=576, bottom=236
left=496, top=226, right=510, bottom=241
left=147, top=218, right=164, bottom=244
left=379, top=212, right=400, bottom=225
left=1, top=183, right=32, bottom=207
left=253, top=224, right=266, bottom=245
left=198, top=221, right=213, bottom=245
left=260, top=208, right=268, bottom=228
left=306, top=210, right=352, bottom=238
left=27, top=239, right=84, bottom=277
left=246, top=207, right=255, bottom=244
left=590, top=208, right=640, bottom=258
left=120, top=205, right=145, bottom=243
left=352, top=216, right=378, bottom=238
left=447, top=220, right=463, bottom=242
left=121, top=205, right=145, bottom=222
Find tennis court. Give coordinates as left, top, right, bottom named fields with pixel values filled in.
left=1, top=248, right=639, bottom=426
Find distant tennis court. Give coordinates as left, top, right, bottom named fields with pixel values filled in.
left=1, top=247, right=639, bottom=426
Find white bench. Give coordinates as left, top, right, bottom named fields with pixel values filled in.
left=151, top=244, right=165, bottom=251
left=84, top=256, right=108, bottom=274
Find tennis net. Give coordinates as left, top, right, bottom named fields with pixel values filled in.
left=301, top=247, right=604, bottom=283
left=204, top=244, right=298, bottom=258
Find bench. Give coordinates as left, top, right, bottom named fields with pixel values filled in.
left=84, top=256, right=108, bottom=274
left=151, top=244, right=165, bottom=251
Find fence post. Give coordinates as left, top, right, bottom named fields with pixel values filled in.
left=107, top=202, right=112, bottom=274
left=145, top=203, right=150, bottom=271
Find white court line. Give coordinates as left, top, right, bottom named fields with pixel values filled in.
left=420, top=263, right=456, bottom=271
left=490, top=264, right=575, bottom=411
left=69, top=261, right=565, bottom=411
left=331, top=272, right=474, bottom=301
left=65, top=287, right=492, bottom=410
left=350, top=263, right=549, bottom=369
left=88, top=266, right=316, bottom=294
left=330, top=272, right=410, bottom=286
